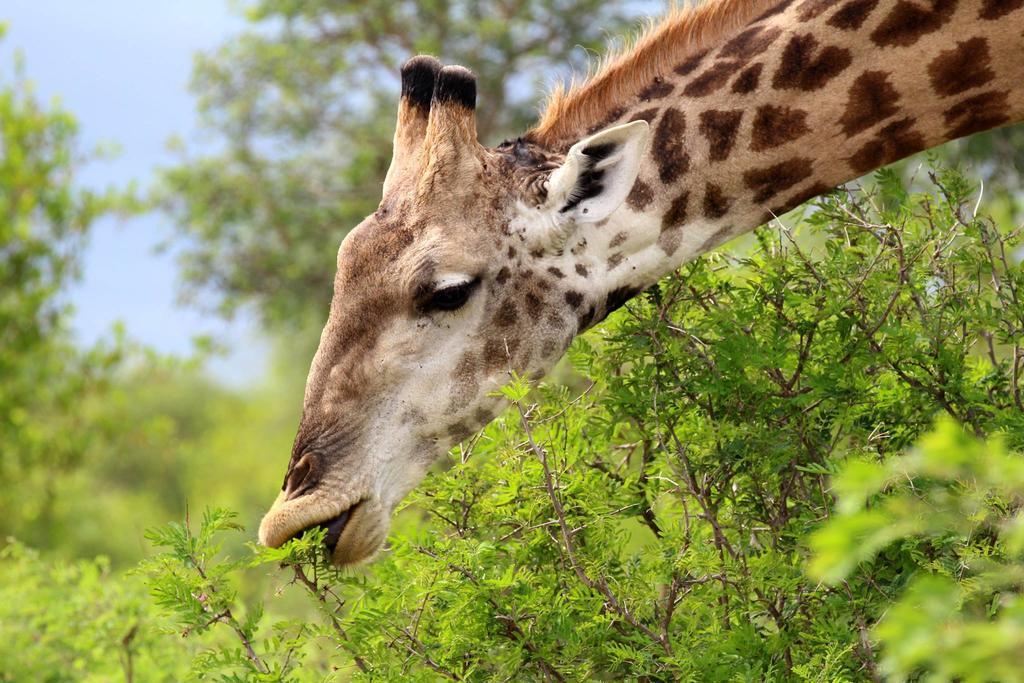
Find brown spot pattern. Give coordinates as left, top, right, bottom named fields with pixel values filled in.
left=732, top=64, right=763, bottom=94
left=684, top=60, right=745, bottom=97
left=662, top=190, right=689, bottom=231
left=448, top=422, right=472, bottom=442
left=630, top=108, right=661, bottom=124
left=674, top=50, right=708, bottom=76
left=796, top=0, right=833, bottom=21
left=639, top=78, right=674, bottom=100
left=547, top=266, right=565, bottom=279
left=603, top=286, right=642, bottom=319
left=927, top=37, right=995, bottom=97
left=587, top=106, right=627, bottom=135
left=658, top=229, right=684, bottom=256
left=720, top=25, right=783, bottom=60
left=609, top=232, right=628, bottom=249
left=660, top=190, right=689, bottom=254
left=484, top=337, right=514, bottom=370
left=578, top=306, right=597, bottom=330
left=773, top=34, right=852, bottom=91
left=980, top=0, right=1024, bottom=18
left=756, top=0, right=795, bottom=21
left=870, top=0, right=957, bottom=48
left=849, top=117, right=925, bottom=173
left=699, top=109, right=744, bottom=161
left=653, top=108, right=689, bottom=183
left=444, top=352, right=480, bottom=414
left=750, top=104, right=809, bottom=151
left=564, top=290, right=584, bottom=308
left=838, top=71, right=900, bottom=136
left=627, top=178, right=654, bottom=211
left=659, top=188, right=692, bottom=254
left=943, top=90, right=1011, bottom=138
left=702, top=183, right=731, bottom=219
left=574, top=263, right=589, bottom=277
left=494, top=300, right=518, bottom=327
left=743, top=158, right=814, bottom=203
left=828, top=0, right=880, bottom=29
left=524, top=292, right=545, bottom=320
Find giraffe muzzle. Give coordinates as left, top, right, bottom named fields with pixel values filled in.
left=259, top=486, right=388, bottom=566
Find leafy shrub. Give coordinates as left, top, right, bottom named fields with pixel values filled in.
left=135, top=164, right=1024, bottom=681
left=141, top=509, right=327, bottom=681
left=0, top=542, right=187, bottom=682
left=812, top=418, right=1024, bottom=682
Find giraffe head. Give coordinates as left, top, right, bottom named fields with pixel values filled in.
left=258, top=56, right=649, bottom=565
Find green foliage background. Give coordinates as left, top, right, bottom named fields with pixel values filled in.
left=2, top=3, right=1024, bottom=682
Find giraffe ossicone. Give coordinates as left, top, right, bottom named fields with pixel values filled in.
left=259, top=0, right=1024, bottom=565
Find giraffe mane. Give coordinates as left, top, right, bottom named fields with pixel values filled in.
left=528, top=0, right=783, bottom=148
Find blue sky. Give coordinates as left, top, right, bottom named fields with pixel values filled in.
left=3, top=1, right=267, bottom=385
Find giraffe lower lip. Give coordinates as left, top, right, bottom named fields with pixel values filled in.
left=319, top=507, right=354, bottom=551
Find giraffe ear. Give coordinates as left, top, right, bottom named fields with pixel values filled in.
left=546, top=120, right=649, bottom=225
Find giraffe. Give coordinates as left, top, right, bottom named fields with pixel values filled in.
left=259, top=0, right=1024, bottom=565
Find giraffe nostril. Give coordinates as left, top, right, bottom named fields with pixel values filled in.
left=283, top=453, right=319, bottom=500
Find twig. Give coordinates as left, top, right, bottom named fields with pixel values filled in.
left=290, top=565, right=370, bottom=673
left=120, top=624, right=137, bottom=683
left=416, top=547, right=566, bottom=681
left=185, top=554, right=269, bottom=674
left=513, top=397, right=672, bottom=655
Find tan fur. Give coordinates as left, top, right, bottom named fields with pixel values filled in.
left=384, top=103, right=428, bottom=191
left=529, top=0, right=782, bottom=148
left=262, top=0, right=1024, bottom=566
left=420, top=107, right=483, bottom=193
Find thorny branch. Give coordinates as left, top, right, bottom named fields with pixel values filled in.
left=416, top=547, right=566, bottom=682
left=290, top=564, right=371, bottom=674
left=184, top=554, right=269, bottom=674
left=512, top=396, right=673, bottom=655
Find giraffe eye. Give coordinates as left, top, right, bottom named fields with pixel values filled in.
left=424, top=278, right=479, bottom=312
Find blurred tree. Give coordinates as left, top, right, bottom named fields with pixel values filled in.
left=0, top=541, right=190, bottom=682
left=158, top=0, right=653, bottom=329
left=0, top=25, right=291, bottom=565
left=0, top=26, right=129, bottom=547
left=941, top=127, right=1024, bottom=198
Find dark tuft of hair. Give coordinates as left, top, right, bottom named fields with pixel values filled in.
left=560, top=162, right=606, bottom=214
left=433, top=65, right=477, bottom=110
left=401, top=56, right=443, bottom=111
left=581, top=141, right=616, bottom=161
left=559, top=142, right=620, bottom=213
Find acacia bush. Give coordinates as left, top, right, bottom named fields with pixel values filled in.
left=813, top=418, right=1024, bottom=682
left=0, top=542, right=190, bottom=682
left=6, top=165, right=1022, bottom=680
left=130, top=165, right=1024, bottom=681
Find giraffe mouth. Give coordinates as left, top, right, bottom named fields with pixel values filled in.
left=319, top=507, right=353, bottom=553
left=259, top=492, right=388, bottom=566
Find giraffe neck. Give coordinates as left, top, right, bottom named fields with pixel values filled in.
left=535, top=0, right=1024, bottom=314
